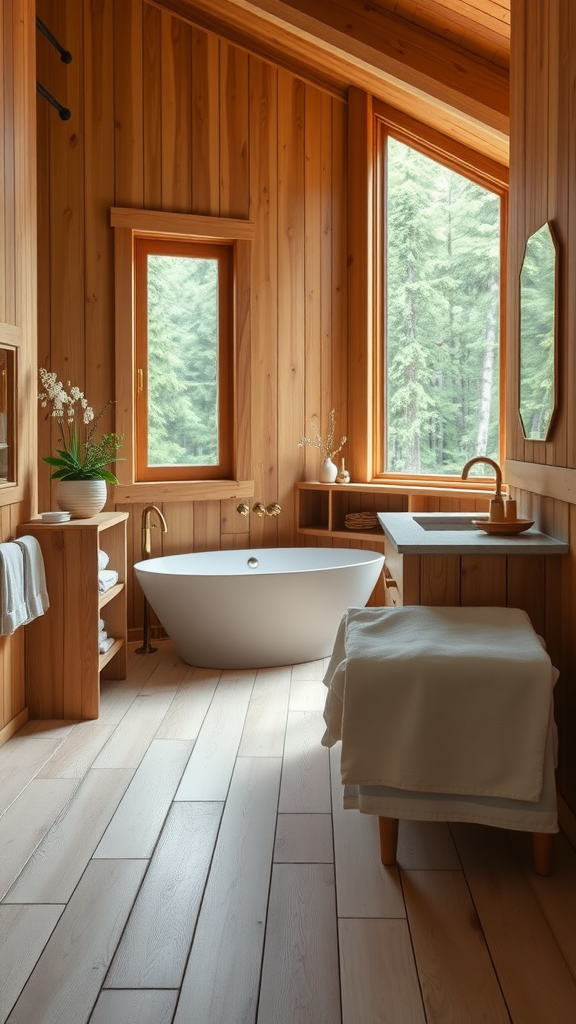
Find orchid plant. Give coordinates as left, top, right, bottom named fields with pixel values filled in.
left=38, top=368, right=123, bottom=483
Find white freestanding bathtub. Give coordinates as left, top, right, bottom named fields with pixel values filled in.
left=134, top=547, right=384, bottom=669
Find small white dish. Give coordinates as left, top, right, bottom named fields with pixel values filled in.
left=40, top=511, right=71, bottom=523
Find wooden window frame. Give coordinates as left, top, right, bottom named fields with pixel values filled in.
left=111, top=208, right=254, bottom=503
left=134, top=236, right=233, bottom=482
left=347, top=89, right=509, bottom=489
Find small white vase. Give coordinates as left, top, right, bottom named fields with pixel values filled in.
left=56, top=479, right=107, bottom=518
left=319, top=458, right=338, bottom=483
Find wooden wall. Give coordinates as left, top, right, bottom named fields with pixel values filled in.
left=36, top=0, right=347, bottom=637
left=507, top=0, right=576, bottom=813
left=0, top=0, right=37, bottom=743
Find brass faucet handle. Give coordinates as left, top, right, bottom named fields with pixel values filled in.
left=265, top=503, right=281, bottom=516
left=236, top=503, right=250, bottom=516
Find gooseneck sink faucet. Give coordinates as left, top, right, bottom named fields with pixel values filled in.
left=461, top=456, right=505, bottom=521
left=136, top=505, right=168, bottom=654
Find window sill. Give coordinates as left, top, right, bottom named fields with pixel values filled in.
left=112, top=480, right=254, bottom=504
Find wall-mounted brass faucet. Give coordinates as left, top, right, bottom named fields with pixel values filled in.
left=136, top=505, right=168, bottom=655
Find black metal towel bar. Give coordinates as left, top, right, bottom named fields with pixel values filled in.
left=36, top=17, right=72, bottom=63
left=36, top=82, right=71, bottom=121
left=36, top=17, right=72, bottom=120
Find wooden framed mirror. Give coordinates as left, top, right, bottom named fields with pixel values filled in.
left=519, top=221, right=558, bottom=441
left=0, top=347, right=15, bottom=483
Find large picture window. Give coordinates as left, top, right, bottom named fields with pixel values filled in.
left=384, top=137, right=502, bottom=476
left=360, top=102, right=508, bottom=485
left=134, top=237, right=232, bottom=481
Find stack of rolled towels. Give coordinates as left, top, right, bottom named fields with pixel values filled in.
left=98, top=616, right=114, bottom=655
left=98, top=548, right=117, bottom=655
left=98, top=548, right=118, bottom=594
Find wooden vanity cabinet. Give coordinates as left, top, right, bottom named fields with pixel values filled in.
left=17, top=511, right=128, bottom=720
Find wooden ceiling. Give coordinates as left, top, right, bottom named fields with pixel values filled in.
left=387, top=0, right=510, bottom=70
left=155, top=0, right=511, bottom=163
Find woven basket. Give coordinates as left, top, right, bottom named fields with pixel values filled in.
left=344, top=511, right=379, bottom=530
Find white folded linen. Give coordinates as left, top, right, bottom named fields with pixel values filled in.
left=98, top=629, right=108, bottom=645
left=341, top=705, right=559, bottom=833
left=98, top=617, right=105, bottom=631
left=322, top=606, right=557, bottom=803
left=98, top=569, right=118, bottom=594
left=98, top=548, right=110, bottom=571
left=0, top=542, right=28, bottom=634
left=99, top=635, right=115, bottom=654
left=15, top=535, right=50, bottom=622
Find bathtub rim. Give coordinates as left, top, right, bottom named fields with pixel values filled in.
left=134, top=545, right=385, bottom=578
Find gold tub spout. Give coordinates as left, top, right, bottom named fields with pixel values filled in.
left=461, top=456, right=504, bottom=521
left=136, top=505, right=168, bottom=655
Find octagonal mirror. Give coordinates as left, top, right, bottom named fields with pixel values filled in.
left=519, top=221, right=558, bottom=440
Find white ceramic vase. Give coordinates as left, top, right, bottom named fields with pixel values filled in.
left=56, top=478, right=107, bottom=518
left=319, top=458, right=338, bottom=483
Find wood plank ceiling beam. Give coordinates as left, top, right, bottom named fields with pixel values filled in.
left=154, top=0, right=509, bottom=161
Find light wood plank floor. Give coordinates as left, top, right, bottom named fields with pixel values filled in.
left=2, top=640, right=576, bottom=1024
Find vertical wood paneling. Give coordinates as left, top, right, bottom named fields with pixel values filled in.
left=84, top=0, right=115, bottom=438
left=47, top=1, right=85, bottom=514
left=142, top=2, right=162, bottom=211
left=249, top=55, right=278, bottom=547
left=304, top=84, right=322, bottom=485
left=191, top=28, right=219, bottom=216
left=0, top=0, right=37, bottom=735
left=113, top=0, right=143, bottom=207
left=331, top=98, right=347, bottom=446
left=277, top=71, right=305, bottom=545
left=219, top=41, right=249, bottom=219
left=161, top=11, right=192, bottom=213
left=2, top=0, right=15, bottom=327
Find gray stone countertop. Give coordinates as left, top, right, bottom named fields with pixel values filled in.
left=377, top=511, right=569, bottom=556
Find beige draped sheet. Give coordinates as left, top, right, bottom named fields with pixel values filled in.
left=322, top=606, right=559, bottom=833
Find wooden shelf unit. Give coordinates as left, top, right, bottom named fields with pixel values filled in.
left=17, top=511, right=129, bottom=720
left=295, top=482, right=492, bottom=608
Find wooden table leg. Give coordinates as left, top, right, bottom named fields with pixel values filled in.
left=379, top=816, right=399, bottom=866
left=532, top=832, right=553, bottom=876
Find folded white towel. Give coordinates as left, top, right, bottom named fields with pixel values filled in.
left=98, top=569, right=118, bottom=594
left=98, top=629, right=108, bottom=645
left=98, top=617, right=105, bottom=632
left=99, top=635, right=115, bottom=654
left=15, top=535, right=50, bottom=623
left=0, top=542, right=28, bottom=635
left=323, top=606, right=557, bottom=804
left=98, top=549, right=109, bottom=571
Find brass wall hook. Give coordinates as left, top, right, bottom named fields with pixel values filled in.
left=253, top=502, right=266, bottom=517
left=236, top=503, right=249, bottom=516
left=265, top=503, right=281, bottom=516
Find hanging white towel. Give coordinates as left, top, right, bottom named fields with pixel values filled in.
left=99, top=635, right=115, bottom=654
left=0, top=542, right=28, bottom=635
left=98, top=569, right=118, bottom=594
left=98, top=549, right=110, bottom=571
left=15, top=535, right=50, bottom=622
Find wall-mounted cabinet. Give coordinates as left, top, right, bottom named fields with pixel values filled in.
left=17, top=512, right=128, bottom=720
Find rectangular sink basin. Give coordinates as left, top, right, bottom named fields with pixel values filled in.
left=412, top=515, right=489, bottom=531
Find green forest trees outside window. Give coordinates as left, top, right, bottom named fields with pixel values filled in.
left=134, top=237, right=232, bottom=482
left=378, top=125, right=506, bottom=479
